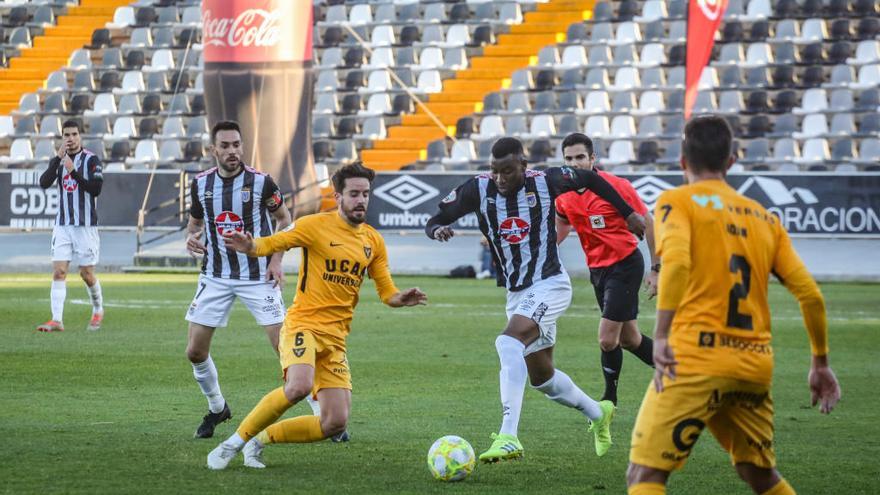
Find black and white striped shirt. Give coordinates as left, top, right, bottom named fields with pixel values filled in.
left=426, top=167, right=635, bottom=292
left=39, top=149, right=103, bottom=226
left=190, top=165, right=284, bottom=281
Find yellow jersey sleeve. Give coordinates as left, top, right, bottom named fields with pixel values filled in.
left=655, top=191, right=692, bottom=312
left=250, top=217, right=315, bottom=257
left=367, top=231, right=399, bottom=304
left=772, top=223, right=828, bottom=356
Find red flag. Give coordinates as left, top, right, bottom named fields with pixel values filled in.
left=685, top=0, right=729, bottom=119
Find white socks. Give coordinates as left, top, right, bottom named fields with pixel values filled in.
left=192, top=355, right=225, bottom=413
left=306, top=395, right=321, bottom=416
left=495, top=335, right=528, bottom=437
left=50, top=280, right=66, bottom=322
left=534, top=369, right=603, bottom=421
left=86, top=280, right=103, bottom=315
left=224, top=432, right=246, bottom=449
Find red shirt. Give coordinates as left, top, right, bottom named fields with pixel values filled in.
left=555, top=170, right=647, bottom=269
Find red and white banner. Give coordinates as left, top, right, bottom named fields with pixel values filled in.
left=202, top=0, right=312, bottom=63
left=685, top=0, right=729, bottom=119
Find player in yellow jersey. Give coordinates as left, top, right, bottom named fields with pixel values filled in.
left=626, top=116, right=841, bottom=495
left=205, top=162, right=427, bottom=470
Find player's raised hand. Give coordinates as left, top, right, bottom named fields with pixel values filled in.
left=56, top=141, right=66, bottom=159
left=433, top=226, right=455, bottom=242
left=809, top=359, right=841, bottom=414
left=186, top=230, right=206, bottom=257
left=626, top=212, right=646, bottom=239
left=389, top=287, right=428, bottom=307
left=61, top=154, right=75, bottom=173
left=652, top=338, right=677, bottom=393
left=222, top=230, right=255, bottom=253
left=266, top=258, right=285, bottom=289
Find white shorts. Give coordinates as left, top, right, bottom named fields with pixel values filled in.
left=51, top=225, right=100, bottom=266
left=185, top=274, right=285, bottom=328
left=505, top=273, right=572, bottom=356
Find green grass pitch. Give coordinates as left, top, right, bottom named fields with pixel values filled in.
left=1, top=274, right=877, bottom=494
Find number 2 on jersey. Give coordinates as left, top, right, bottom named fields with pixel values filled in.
left=727, top=255, right=753, bottom=330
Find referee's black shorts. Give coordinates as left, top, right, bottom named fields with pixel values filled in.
left=589, top=248, right=644, bottom=322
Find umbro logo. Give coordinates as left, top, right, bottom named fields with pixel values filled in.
left=330, top=242, right=343, bottom=247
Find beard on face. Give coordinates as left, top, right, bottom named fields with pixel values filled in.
left=344, top=204, right=367, bottom=224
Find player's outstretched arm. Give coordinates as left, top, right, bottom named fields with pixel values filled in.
left=553, top=167, right=646, bottom=237
left=426, top=179, right=480, bottom=241
left=386, top=287, right=428, bottom=308
left=555, top=214, right=572, bottom=246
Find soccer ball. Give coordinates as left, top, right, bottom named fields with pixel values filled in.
left=426, top=435, right=475, bottom=482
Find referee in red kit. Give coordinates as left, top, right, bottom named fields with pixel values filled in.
left=555, top=133, right=659, bottom=406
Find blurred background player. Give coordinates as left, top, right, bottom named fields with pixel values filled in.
left=627, top=116, right=841, bottom=495
left=36, top=120, right=104, bottom=333
left=184, top=121, right=291, bottom=439
left=207, top=162, right=427, bottom=470
left=425, top=137, right=646, bottom=462
left=555, top=133, right=658, bottom=406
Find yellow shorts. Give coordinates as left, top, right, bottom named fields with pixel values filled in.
left=629, top=374, right=775, bottom=472
left=279, top=325, right=351, bottom=395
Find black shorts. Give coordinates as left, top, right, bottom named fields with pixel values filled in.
left=589, top=248, right=644, bottom=322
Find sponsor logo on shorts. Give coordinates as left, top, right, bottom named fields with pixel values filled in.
left=698, top=331, right=716, bottom=347
left=747, top=438, right=773, bottom=451
left=719, top=334, right=773, bottom=355
left=293, top=347, right=305, bottom=357
left=188, top=302, right=197, bottom=314
left=590, top=215, right=606, bottom=229
left=671, top=418, right=705, bottom=452
left=531, top=302, right=549, bottom=323
left=707, top=389, right=768, bottom=412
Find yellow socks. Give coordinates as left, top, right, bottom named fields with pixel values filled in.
left=260, top=416, right=325, bottom=444
left=628, top=482, right=666, bottom=495
left=236, top=387, right=293, bottom=441
left=762, top=479, right=796, bottom=495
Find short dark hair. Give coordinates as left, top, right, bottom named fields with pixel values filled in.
left=682, top=115, right=733, bottom=173
left=61, top=119, right=83, bottom=133
left=332, top=161, right=375, bottom=193
left=561, top=133, right=594, bottom=157
left=491, top=137, right=524, bottom=160
left=211, top=120, right=242, bottom=143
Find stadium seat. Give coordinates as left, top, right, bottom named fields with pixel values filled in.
left=604, top=141, right=635, bottom=166
left=793, top=114, right=829, bottom=139
left=442, top=139, right=476, bottom=165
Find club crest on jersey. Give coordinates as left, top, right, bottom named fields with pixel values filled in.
left=363, top=245, right=372, bottom=258
left=560, top=167, right=575, bottom=180
left=215, top=211, right=244, bottom=236
left=241, top=187, right=251, bottom=203
left=590, top=215, right=606, bottom=229
left=526, top=192, right=537, bottom=208
left=499, top=217, right=530, bottom=244
left=61, top=173, right=78, bottom=192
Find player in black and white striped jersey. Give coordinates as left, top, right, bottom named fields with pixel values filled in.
left=426, top=137, right=646, bottom=462
left=36, top=119, right=104, bottom=333
left=184, top=120, right=292, bottom=439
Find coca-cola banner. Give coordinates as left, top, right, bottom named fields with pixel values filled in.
left=685, top=0, right=729, bottom=119
left=203, top=0, right=312, bottom=63
left=365, top=172, right=880, bottom=237
left=0, top=170, right=184, bottom=229
left=202, top=0, right=320, bottom=217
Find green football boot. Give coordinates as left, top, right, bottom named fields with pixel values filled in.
left=589, top=400, right=616, bottom=457
left=478, top=433, right=524, bottom=463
